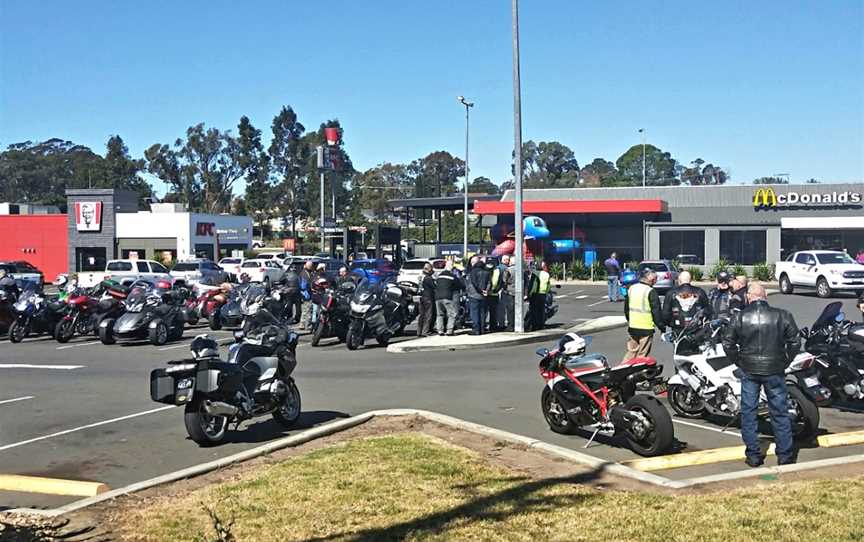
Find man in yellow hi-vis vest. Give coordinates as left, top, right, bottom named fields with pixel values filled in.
left=623, top=269, right=665, bottom=362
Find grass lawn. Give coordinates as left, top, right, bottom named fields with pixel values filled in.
left=111, top=433, right=864, bottom=542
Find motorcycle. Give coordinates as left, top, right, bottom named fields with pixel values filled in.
left=619, top=268, right=638, bottom=299
left=182, top=283, right=226, bottom=326
left=209, top=283, right=250, bottom=330
left=801, top=301, right=864, bottom=403
left=537, top=334, right=674, bottom=456
left=525, top=290, right=560, bottom=329
left=149, top=306, right=301, bottom=446
left=8, top=283, right=68, bottom=343
left=663, top=315, right=823, bottom=439
left=346, top=279, right=415, bottom=350
left=0, top=287, right=18, bottom=334
left=55, top=281, right=127, bottom=343
left=99, top=280, right=185, bottom=346
left=311, top=280, right=355, bottom=346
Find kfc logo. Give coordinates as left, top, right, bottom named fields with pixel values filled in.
left=196, top=222, right=215, bottom=236
left=74, top=201, right=103, bottom=232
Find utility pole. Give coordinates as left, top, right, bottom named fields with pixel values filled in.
left=639, top=128, right=646, bottom=187
left=317, top=145, right=326, bottom=253
left=458, top=96, right=474, bottom=259
left=512, top=0, right=525, bottom=333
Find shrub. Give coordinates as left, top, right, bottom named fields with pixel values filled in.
left=731, top=263, right=747, bottom=278
left=549, top=262, right=565, bottom=280
left=590, top=260, right=607, bottom=281
left=687, top=266, right=704, bottom=281
left=752, top=262, right=774, bottom=281
left=568, top=260, right=590, bottom=280
left=708, top=259, right=729, bottom=280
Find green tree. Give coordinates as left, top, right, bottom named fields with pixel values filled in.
left=353, top=163, right=412, bottom=221
left=615, top=144, right=678, bottom=186
left=752, top=176, right=788, bottom=184
left=104, top=135, right=151, bottom=198
left=468, top=176, right=499, bottom=194
left=238, top=116, right=271, bottom=238
left=578, top=158, right=618, bottom=187
left=680, top=158, right=728, bottom=185
left=268, top=105, right=308, bottom=239
left=514, top=140, right=580, bottom=188
left=410, top=150, right=464, bottom=198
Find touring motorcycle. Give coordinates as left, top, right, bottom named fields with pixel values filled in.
left=150, top=304, right=301, bottom=446
left=537, top=333, right=674, bottom=456
left=663, top=314, right=822, bottom=438
left=346, top=279, right=416, bottom=350
left=801, top=302, right=864, bottom=403
left=311, top=280, right=355, bottom=346
left=8, top=283, right=67, bottom=342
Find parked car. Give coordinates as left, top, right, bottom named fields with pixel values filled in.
left=79, top=259, right=172, bottom=288
left=397, top=258, right=446, bottom=285
left=256, top=251, right=288, bottom=261
left=239, top=259, right=284, bottom=285
left=282, top=255, right=318, bottom=270
left=170, top=259, right=227, bottom=287
left=350, top=258, right=397, bottom=285
left=637, top=260, right=679, bottom=293
left=675, top=254, right=701, bottom=266
left=775, top=250, right=864, bottom=298
left=0, top=261, right=44, bottom=287
left=217, top=257, right=244, bottom=281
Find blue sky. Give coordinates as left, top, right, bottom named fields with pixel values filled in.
left=1, top=1, right=862, bottom=193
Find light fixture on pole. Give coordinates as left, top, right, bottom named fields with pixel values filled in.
left=512, top=0, right=525, bottom=333
left=457, top=95, right=474, bottom=260
left=639, top=128, right=646, bottom=187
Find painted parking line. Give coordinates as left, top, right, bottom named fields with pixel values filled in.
left=0, top=474, right=108, bottom=497
left=0, top=364, right=84, bottom=370
left=555, top=294, right=569, bottom=299
left=571, top=290, right=584, bottom=295
left=0, top=396, right=34, bottom=406
left=0, top=405, right=177, bottom=453
left=56, top=340, right=101, bottom=351
left=672, top=418, right=742, bottom=438
left=586, top=300, right=608, bottom=307
left=574, top=295, right=588, bottom=300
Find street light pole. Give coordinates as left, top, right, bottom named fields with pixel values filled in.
left=639, top=128, right=646, bottom=187
left=320, top=169, right=325, bottom=253
left=458, top=96, right=473, bottom=260
left=512, top=0, right=525, bottom=333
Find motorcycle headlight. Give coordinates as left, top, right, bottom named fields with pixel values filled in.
left=350, top=301, right=369, bottom=313
left=13, top=300, right=28, bottom=311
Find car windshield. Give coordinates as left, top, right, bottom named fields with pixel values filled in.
left=816, top=253, right=856, bottom=265
left=402, top=261, right=427, bottom=270
left=221, top=258, right=240, bottom=264
left=172, top=263, right=200, bottom=271
left=107, top=261, right=133, bottom=271
left=241, top=261, right=260, bottom=268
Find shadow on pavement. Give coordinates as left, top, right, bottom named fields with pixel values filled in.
left=214, top=410, right=351, bottom=445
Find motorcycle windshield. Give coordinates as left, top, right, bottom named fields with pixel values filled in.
left=240, top=284, right=268, bottom=315
left=812, top=302, right=843, bottom=330
left=352, top=279, right=380, bottom=304
left=124, top=284, right=158, bottom=313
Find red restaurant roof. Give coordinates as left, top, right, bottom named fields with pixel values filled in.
left=473, top=199, right=666, bottom=215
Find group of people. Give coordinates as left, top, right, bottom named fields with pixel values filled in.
left=415, top=255, right=553, bottom=337
left=280, top=260, right=355, bottom=330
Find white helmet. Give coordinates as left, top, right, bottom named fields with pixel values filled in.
left=558, top=332, right=587, bottom=356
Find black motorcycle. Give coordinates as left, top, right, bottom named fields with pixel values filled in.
left=802, top=301, right=864, bottom=403
left=209, top=283, right=250, bottom=330
left=312, top=281, right=355, bottom=346
left=8, top=283, right=67, bottom=343
left=150, top=306, right=301, bottom=447
left=346, top=279, right=415, bottom=350
left=99, top=281, right=185, bottom=346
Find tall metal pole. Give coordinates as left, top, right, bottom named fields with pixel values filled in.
left=512, top=0, right=525, bottom=333
left=464, top=103, right=470, bottom=259
left=320, top=170, right=325, bottom=253
left=640, top=128, right=646, bottom=187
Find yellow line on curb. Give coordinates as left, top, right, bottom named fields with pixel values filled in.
left=623, top=429, right=864, bottom=472
left=0, top=475, right=109, bottom=496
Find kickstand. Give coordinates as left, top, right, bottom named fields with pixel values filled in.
left=584, top=427, right=601, bottom=448
left=721, top=413, right=740, bottom=433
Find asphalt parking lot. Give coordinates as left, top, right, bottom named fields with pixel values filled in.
left=1, top=284, right=863, bottom=510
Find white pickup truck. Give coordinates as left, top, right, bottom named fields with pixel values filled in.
left=77, top=259, right=173, bottom=288
left=776, top=250, right=864, bottom=298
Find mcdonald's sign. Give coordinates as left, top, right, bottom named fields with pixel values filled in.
left=753, top=187, right=779, bottom=208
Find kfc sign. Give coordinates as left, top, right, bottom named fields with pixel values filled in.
left=196, top=222, right=216, bottom=236
left=74, top=201, right=103, bottom=232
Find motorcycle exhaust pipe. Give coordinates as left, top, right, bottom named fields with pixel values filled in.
left=203, top=400, right=239, bottom=417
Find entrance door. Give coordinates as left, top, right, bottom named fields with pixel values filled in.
left=75, top=247, right=107, bottom=273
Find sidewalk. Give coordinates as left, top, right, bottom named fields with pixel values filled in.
left=386, top=315, right=627, bottom=353
left=558, top=279, right=779, bottom=288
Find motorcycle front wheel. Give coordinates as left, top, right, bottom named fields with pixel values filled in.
left=622, top=395, right=674, bottom=457
left=184, top=398, right=228, bottom=447
left=99, top=319, right=116, bottom=345
left=272, top=379, right=302, bottom=428
left=55, top=319, right=74, bottom=343
left=311, top=318, right=326, bottom=347
left=787, top=385, right=820, bottom=440
left=8, top=320, right=29, bottom=343
left=667, top=384, right=705, bottom=419
left=540, top=386, right=579, bottom=435
left=346, top=321, right=363, bottom=350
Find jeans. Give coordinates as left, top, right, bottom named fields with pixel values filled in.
left=607, top=276, right=620, bottom=302
left=468, top=297, right=486, bottom=334
left=502, top=293, right=515, bottom=332
left=435, top=298, right=457, bottom=334
left=417, top=298, right=435, bottom=337
left=740, top=372, right=795, bottom=463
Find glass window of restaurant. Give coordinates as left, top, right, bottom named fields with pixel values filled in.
left=659, top=230, right=705, bottom=264
left=719, top=230, right=766, bottom=265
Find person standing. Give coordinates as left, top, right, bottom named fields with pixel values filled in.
left=466, top=256, right=490, bottom=335
left=298, top=260, right=315, bottom=330
left=858, top=291, right=864, bottom=322
left=729, top=275, right=749, bottom=312
left=435, top=260, right=458, bottom=336
left=282, top=264, right=302, bottom=323
left=486, top=259, right=503, bottom=332
left=662, top=270, right=711, bottom=332
left=623, top=269, right=664, bottom=361
left=604, top=252, right=622, bottom=302
left=499, top=255, right=514, bottom=331
left=722, top=283, right=799, bottom=467
left=707, top=271, right=733, bottom=319
left=335, top=266, right=354, bottom=288
left=416, top=263, right=436, bottom=338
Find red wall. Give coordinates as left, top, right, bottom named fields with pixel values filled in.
left=0, top=215, right=68, bottom=280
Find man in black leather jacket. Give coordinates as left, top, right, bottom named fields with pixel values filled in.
left=662, top=270, right=711, bottom=331
left=721, top=283, right=800, bottom=467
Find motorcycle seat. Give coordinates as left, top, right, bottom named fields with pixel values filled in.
left=563, top=353, right=608, bottom=374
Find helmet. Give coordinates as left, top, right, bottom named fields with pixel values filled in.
left=558, top=332, right=587, bottom=356
left=190, top=335, right=219, bottom=359
left=55, top=274, right=68, bottom=287
left=239, top=273, right=251, bottom=283
left=716, top=271, right=731, bottom=284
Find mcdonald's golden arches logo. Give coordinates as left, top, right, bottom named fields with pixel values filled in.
left=753, top=187, right=778, bottom=208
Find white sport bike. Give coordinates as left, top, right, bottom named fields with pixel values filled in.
left=663, top=315, right=822, bottom=439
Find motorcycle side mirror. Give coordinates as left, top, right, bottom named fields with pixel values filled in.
left=535, top=347, right=549, bottom=358
left=836, top=312, right=846, bottom=322
left=233, top=330, right=244, bottom=342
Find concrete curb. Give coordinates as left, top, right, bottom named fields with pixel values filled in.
left=10, top=407, right=864, bottom=517
left=386, top=316, right=628, bottom=353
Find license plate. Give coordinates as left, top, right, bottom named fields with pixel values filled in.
left=804, top=376, right=821, bottom=387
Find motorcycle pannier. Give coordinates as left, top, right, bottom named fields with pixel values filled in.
left=385, top=285, right=403, bottom=303
left=196, top=361, right=221, bottom=393
left=848, top=324, right=864, bottom=353
left=150, top=368, right=176, bottom=404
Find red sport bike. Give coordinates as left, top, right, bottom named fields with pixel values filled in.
left=55, top=282, right=127, bottom=343
left=537, top=333, right=674, bottom=457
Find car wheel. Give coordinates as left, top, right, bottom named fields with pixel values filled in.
left=779, top=274, right=794, bottom=295
left=816, top=277, right=832, bottom=298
